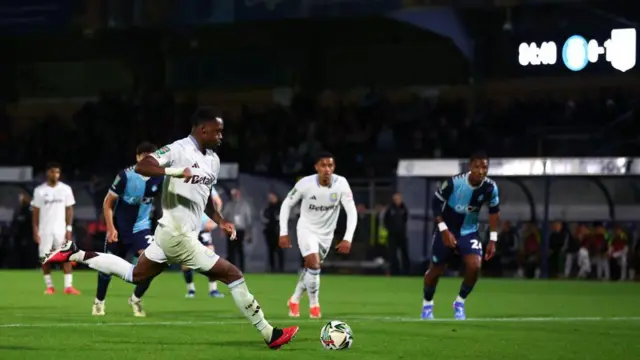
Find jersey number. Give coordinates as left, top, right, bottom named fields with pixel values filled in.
left=145, top=235, right=155, bottom=244
left=470, top=239, right=482, bottom=250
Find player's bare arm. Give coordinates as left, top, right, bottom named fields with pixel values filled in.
left=485, top=212, right=500, bottom=260
left=278, top=184, right=303, bottom=249
left=103, top=191, right=119, bottom=243
left=485, top=183, right=501, bottom=261
left=336, top=182, right=357, bottom=254
left=65, top=205, right=74, bottom=241
left=135, top=155, right=192, bottom=179
left=207, top=196, right=236, bottom=239
left=432, top=179, right=457, bottom=248
left=212, top=195, right=223, bottom=212
left=32, top=206, right=40, bottom=244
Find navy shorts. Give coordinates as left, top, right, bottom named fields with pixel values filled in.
left=105, top=229, right=153, bottom=258
left=431, top=231, right=483, bottom=265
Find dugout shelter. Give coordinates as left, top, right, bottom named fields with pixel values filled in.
left=396, top=157, right=640, bottom=277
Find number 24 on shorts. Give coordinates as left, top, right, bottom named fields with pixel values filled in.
left=470, top=239, right=481, bottom=250
left=145, top=235, right=155, bottom=244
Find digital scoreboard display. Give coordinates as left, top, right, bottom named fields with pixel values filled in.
left=518, top=28, right=636, bottom=73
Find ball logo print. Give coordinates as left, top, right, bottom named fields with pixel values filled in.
left=320, top=321, right=354, bottom=350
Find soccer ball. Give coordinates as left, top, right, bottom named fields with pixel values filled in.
left=320, top=320, right=353, bottom=350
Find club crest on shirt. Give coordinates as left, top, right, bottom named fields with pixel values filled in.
left=329, top=193, right=338, bottom=202
left=478, top=194, right=484, bottom=202
left=155, top=146, right=171, bottom=156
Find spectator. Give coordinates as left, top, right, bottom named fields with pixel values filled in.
left=548, top=221, right=567, bottom=278
left=562, top=223, right=581, bottom=278
left=222, top=188, right=253, bottom=272
left=261, top=191, right=283, bottom=272
left=591, top=223, right=610, bottom=280
left=609, top=225, right=629, bottom=281
left=384, top=193, right=409, bottom=275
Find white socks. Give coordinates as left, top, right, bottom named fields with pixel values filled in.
left=304, top=268, right=321, bottom=307
left=71, top=251, right=134, bottom=283
left=455, top=296, right=465, bottom=304
left=64, top=274, right=73, bottom=288
left=187, top=283, right=196, bottom=291
left=209, top=281, right=218, bottom=292
left=290, top=271, right=306, bottom=303
left=228, top=278, right=273, bottom=341
left=44, top=274, right=53, bottom=288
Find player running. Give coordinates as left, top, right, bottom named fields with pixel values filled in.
left=44, top=108, right=298, bottom=349
left=93, top=142, right=163, bottom=317
left=33, top=162, right=80, bottom=295
left=279, top=152, right=357, bottom=319
left=183, top=210, right=225, bottom=298
left=421, top=152, right=500, bottom=320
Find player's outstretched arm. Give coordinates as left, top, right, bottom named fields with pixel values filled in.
left=135, top=145, right=189, bottom=178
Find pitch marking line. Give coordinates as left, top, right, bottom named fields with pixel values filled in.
left=2, top=316, right=640, bottom=328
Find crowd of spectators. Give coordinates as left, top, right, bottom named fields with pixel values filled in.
left=0, top=88, right=636, bottom=181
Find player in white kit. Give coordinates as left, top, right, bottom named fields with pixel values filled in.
left=32, top=162, right=80, bottom=295
left=279, top=152, right=358, bottom=318
left=44, top=108, right=299, bottom=350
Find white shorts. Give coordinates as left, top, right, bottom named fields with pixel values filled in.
left=296, top=226, right=332, bottom=261
left=39, top=232, right=65, bottom=258
left=144, top=223, right=220, bottom=271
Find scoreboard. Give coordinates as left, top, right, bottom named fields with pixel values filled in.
left=518, top=28, right=636, bottom=73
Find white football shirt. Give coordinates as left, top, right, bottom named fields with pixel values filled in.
left=279, top=174, right=357, bottom=241
left=151, top=136, right=220, bottom=233
left=32, top=182, right=75, bottom=234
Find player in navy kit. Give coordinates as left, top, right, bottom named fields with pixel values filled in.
left=421, top=153, right=500, bottom=320
left=92, top=142, right=164, bottom=317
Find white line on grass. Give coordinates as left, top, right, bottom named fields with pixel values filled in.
left=2, top=316, right=640, bottom=328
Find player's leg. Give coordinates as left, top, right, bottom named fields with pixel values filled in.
left=39, top=233, right=55, bottom=294
left=193, top=243, right=298, bottom=349
left=54, top=233, right=80, bottom=295
left=43, top=239, right=166, bottom=285
left=206, top=245, right=224, bottom=298
left=288, top=228, right=321, bottom=318
left=288, top=269, right=306, bottom=317
left=453, top=233, right=484, bottom=320
left=182, top=265, right=196, bottom=297
left=123, top=231, right=157, bottom=316
left=421, top=231, right=453, bottom=320
left=93, top=239, right=125, bottom=316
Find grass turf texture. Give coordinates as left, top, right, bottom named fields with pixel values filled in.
left=0, top=270, right=639, bottom=360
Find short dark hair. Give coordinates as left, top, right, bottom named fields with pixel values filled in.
left=191, top=107, right=220, bottom=126
left=136, top=141, right=158, bottom=155
left=315, top=151, right=334, bottom=164
left=45, top=162, right=61, bottom=171
left=470, top=151, right=488, bottom=163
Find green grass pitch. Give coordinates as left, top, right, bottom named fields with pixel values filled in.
left=0, top=270, right=639, bottom=360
